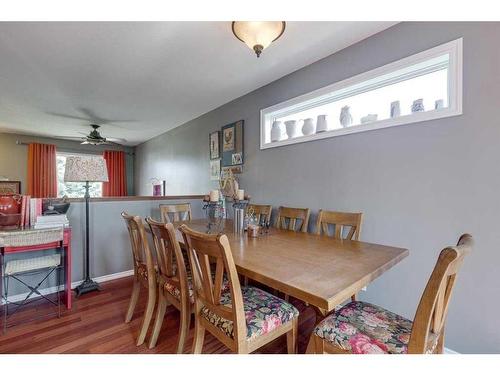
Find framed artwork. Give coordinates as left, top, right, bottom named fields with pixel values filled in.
left=221, top=120, right=244, bottom=167
left=222, top=165, right=242, bottom=175
left=210, top=159, right=221, bottom=180
left=209, top=131, right=220, bottom=160
left=222, top=126, right=234, bottom=152
left=0, top=181, right=21, bottom=195
left=231, top=152, right=242, bottom=165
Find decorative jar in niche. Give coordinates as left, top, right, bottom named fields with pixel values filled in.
left=339, top=106, right=353, bottom=128
left=435, top=99, right=444, bottom=110
left=411, top=98, right=425, bottom=113
left=316, top=114, right=329, bottom=133
left=302, top=118, right=315, bottom=135
left=390, top=101, right=401, bottom=118
left=284, top=120, right=299, bottom=139
left=360, top=114, right=378, bottom=124
left=270, top=120, right=284, bottom=142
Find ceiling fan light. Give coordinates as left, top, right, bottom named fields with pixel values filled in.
left=232, top=21, right=286, bottom=57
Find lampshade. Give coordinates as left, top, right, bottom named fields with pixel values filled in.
left=64, top=156, right=109, bottom=182
left=232, top=21, right=286, bottom=57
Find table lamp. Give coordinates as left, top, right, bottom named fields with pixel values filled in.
left=64, top=155, right=108, bottom=296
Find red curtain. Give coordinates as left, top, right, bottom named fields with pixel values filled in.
left=27, top=143, right=57, bottom=198
left=103, top=150, right=128, bottom=197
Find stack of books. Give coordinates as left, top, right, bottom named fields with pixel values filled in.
left=34, top=214, right=69, bottom=229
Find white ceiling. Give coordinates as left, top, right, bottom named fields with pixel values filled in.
left=0, top=22, right=396, bottom=146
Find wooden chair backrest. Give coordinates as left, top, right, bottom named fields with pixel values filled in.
left=121, top=212, right=156, bottom=286
left=276, top=206, right=310, bottom=233
left=247, top=204, right=272, bottom=224
left=408, top=234, right=473, bottom=353
left=160, top=203, right=192, bottom=223
left=179, top=224, right=246, bottom=348
left=146, top=218, right=190, bottom=307
left=315, top=210, right=363, bottom=240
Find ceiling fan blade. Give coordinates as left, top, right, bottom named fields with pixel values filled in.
left=103, top=136, right=128, bottom=143
left=77, top=107, right=107, bottom=124
left=104, top=140, right=124, bottom=146
left=45, top=111, right=92, bottom=121
left=54, top=135, right=86, bottom=141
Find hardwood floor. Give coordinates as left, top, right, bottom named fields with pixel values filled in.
left=0, top=276, right=317, bottom=354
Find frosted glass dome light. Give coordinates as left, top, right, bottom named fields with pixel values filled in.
left=232, top=21, right=286, bottom=58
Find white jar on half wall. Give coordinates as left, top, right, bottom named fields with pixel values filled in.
left=270, top=120, right=284, bottom=142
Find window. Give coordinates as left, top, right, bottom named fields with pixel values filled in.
left=260, top=38, right=462, bottom=149
left=56, top=152, right=103, bottom=198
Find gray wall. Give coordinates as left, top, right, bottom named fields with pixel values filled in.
left=135, top=22, right=500, bottom=353
left=0, top=132, right=135, bottom=195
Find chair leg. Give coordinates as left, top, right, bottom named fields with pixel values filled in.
left=176, top=306, right=191, bottom=354
left=313, top=335, right=325, bottom=354
left=136, top=286, right=156, bottom=346
left=351, top=294, right=357, bottom=302
left=286, top=317, right=298, bottom=354
left=125, top=278, right=141, bottom=323
left=305, top=334, right=316, bottom=354
left=191, top=316, right=206, bottom=354
left=435, top=332, right=445, bottom=354
left=148, top=292, right=167, bottom=349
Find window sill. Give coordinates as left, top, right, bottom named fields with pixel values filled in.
left=260, top=107, right=462, bottom=150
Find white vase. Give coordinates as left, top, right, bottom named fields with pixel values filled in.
left=411, top=98, right=425, bottom=113
left=316, top=114, right=329, bottom=133
left=390, top=101, right=401, bottom=118
left=270, top=121, right=283, bottom=142
left=284, top=120, right=298, bottom=139
left=302, top=118, right=315, bottom=135
left=339, top=106, right=353, bottom=128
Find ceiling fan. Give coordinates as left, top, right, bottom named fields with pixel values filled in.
left=80, top=124, right=121, bottom=145
left=58, top=123, right=128, bottom=146
left=48, top=107, right=133, bottom=146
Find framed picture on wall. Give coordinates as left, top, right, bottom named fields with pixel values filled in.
left=210, top=159, right=221, bottom=180
left=0, top=181, right=21, bottom=195
left=221, top=120, right=244, bottom=167
left=209, top=131, right=220, bottom=160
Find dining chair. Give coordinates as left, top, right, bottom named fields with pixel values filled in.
left=309, top=233, right=473, bottom=354
left=316, top=210, right=363, bottom=302
left=315, top=210, right=363, bottom=240
left=121, top=212, right=157, bottom=346
left=275, top=206, right=310, bottom=233
left=146, top=218, right=192, bottom=352
left=179, top=224, right=299, bottom=354
left=247, top=204, right=272, bottom=224
left=160, top=203, right=192, bottom=223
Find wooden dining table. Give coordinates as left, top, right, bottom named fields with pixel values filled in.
left=174, top=219, right=409, bottom=318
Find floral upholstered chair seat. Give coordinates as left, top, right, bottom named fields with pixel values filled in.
left=201, top=286, right=299, bottom=341
left=314, top=301, right=417, bottom=354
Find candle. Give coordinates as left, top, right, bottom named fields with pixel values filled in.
left=209, top=190, right=219, bottom=202
left=237, top=189, right=244, bottom=201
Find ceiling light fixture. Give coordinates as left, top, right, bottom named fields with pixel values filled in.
left=232, top=21, right=286, bottom=58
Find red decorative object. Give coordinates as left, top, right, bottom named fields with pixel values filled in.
left=0, top=194, right=22, bottom=228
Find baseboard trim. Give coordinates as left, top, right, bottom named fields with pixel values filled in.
left=1, top=269, right=134, bottom=305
